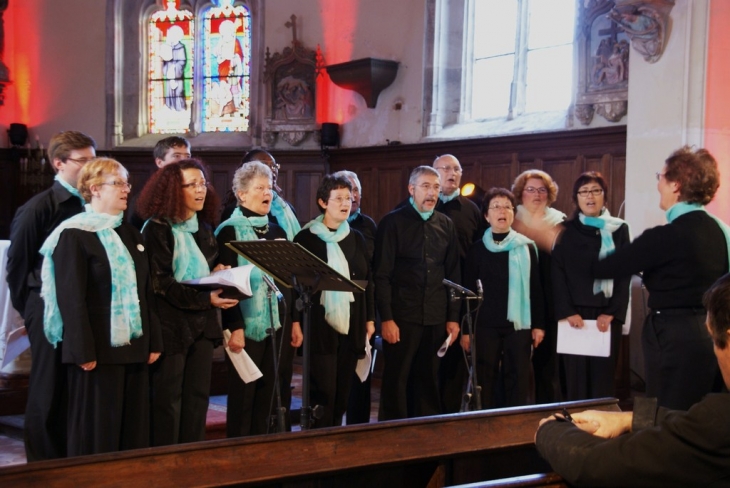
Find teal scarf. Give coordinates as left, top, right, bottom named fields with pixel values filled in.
left=40, top=205, right=142, bottom=347
left=170, top=214, right=210, bottom=282
left=482, top=228, right=535, bottom=331
left=409, top=196, right=434, bottom=221
left=215, top=207, right=280, bottom=341
left=55, top=175, right=85, bottom=205
left=666, top=202, right=730, bottom=266
left=270, top=191, right=301, bottom=241
left=347, top=207, right=361, bottom=223
left=579, top=209, right=627, bottom=298
left=302, top=215, right=354, bottom=334
left=439, top=188, right=460, bottom=204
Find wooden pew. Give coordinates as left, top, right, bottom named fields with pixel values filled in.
left=0, top=398, right=619, bottom=487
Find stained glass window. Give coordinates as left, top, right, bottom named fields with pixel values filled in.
left=201, top=0, right=251, bottom=132
left=148, top=0, right=194, bottom=134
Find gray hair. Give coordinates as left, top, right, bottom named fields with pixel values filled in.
left=332, top=170, right=362, bottom=193
left=232, top=161, right=272, bottom=203
left=409, top=165, right=440, bottom=187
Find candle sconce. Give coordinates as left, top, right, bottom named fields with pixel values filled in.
left=17, top=139, right=53, bottom=204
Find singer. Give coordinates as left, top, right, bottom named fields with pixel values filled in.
left=215, top=161, right=301, bottom=437
left=462, top=187, right=545, bottom=409
left=293, top=175, right=375, bottom=428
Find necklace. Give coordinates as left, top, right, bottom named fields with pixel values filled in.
left=253, top=224, right=269, bottom=235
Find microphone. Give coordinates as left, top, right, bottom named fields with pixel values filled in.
left=262, top=275, right=284, bottom=301
left=442, top=279, right=476, bottom=298
left=476, top=279, right=483, bottom=299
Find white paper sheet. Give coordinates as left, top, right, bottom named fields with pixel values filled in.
left=1, top=326, right=30, bottom=369
left=437, top=333, right=453, bottom=358
left=182, top=264, right=254, bottom=298
left=355, top=335, right=372, bottom=383
left=222, top=329, right=263, bottom=383
left=556, top=320, right=611, bottom=358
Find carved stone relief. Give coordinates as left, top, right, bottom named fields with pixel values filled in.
left=263, top=15, right=322, bottom=147
left=576, top=1, right=630, bottom=125
left=609, top=0, right=674, bottom=64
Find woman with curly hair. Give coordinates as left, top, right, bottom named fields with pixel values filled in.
left=136, top=158, right=238, bottom=446
left=215, top=161, right=303, bottom=437
left=511, top=169, right=565, bottom=405
left=40, top=158, right=162, bottom=456
left=593, top=146, right=730, bottom=410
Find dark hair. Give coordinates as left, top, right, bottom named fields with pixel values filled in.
left=703, top=273, right=730, bottom=349
left=48, top=131, right=97, bottom=173
left=664, top=146, right=720, bottom=205
left=242, top=149, right=277, bottom=167
left=153, top=136, right=190, bottom=161
left=481, top=187, right=517, bottom=214
left=316, top=175, right=352, bottom=213
left=571, top=171, right=608, bottom=207
left=136, top=158, right=220, bottom=226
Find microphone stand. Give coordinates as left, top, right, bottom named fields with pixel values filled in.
left=450, top=288, right=483, bottom=412
left=265, top=286, right=287, bottom=434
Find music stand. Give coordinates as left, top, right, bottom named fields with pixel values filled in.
left=226, top=240, right=365, bottom=430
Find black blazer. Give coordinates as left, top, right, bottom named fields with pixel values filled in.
left=54, top=223, right=163, bottom=365
left=143, top=218, right=223, bottom=354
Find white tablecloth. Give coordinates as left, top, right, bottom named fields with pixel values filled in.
left=0, top=240, right=31, bottom=374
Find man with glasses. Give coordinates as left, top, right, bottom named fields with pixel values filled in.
left=375, top=166, right=461, bottom=420
left=432, top=154, right=482, bottom=413
left=6, top=130, right=97, bottom=461
left=129, top=136, right=192, bottom=229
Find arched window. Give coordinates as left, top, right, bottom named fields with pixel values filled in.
left=108, top=0, right=261, bottom=146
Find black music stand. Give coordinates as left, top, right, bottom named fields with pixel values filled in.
left=226, top=240, right=365, bottom=430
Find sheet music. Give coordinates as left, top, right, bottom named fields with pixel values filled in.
left=1, top=326, right=30, bottom=369
left=556, top=320, right=611, bottom=357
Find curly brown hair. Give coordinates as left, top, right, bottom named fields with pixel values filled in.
left=511, top=169, right=559, bottom=206
left=135, top=159, right=220, bottom=226
left=664, top=146, right=719, bottom=205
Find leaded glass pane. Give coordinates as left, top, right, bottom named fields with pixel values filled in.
left=148, top=0, right=194, bottom=134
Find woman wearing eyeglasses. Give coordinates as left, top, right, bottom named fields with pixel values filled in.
left=40, top=158, right=162, bottom=456
left=592, top=147, right=730, bottom=410
left=292, top=175, right=375, bottom=427
left=551, top=172, right=630, bottom=401
left=511, top=170, right=565, bottom=405
left=215, top=161, right=302, bottom=437
left=136, top=159, right=238, bottom=446
left=461, top=188, right=545, bottom=409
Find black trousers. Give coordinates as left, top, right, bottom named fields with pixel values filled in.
left=67, top=362, right=149, bottom=457
left=532, top=319, right=561, bottom=404
left=379, top=321, right=443, bottom=421
left=151, top=335, right=214, bottom=446
left=561, top=306, right=622, bottom=401
left=643, top=309, right=722, bottom=410
left=476, top=327, right=532, bottom=409
left=23, top=291, right=67, bottom=461
left=226, top=328, right=281, bottom=437
left=310, top=333, right=357, bottom=428
left=346, top=335, right=374, bottom=425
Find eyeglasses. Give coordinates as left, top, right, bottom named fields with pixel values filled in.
left=434, top=165, right=462, bottom=174
left=655, top=172, right=666, bottom=181
left=182, top=182, right=208, bottom=190
left=488, top=204, right=514, bottom=211
left=101, top=180, right=132, bottom=191
left=576, top=188, right=604, bottom=197
left=329, top=197, right=352, bottom=205
left=417, top=183, right=441, bottom=192
left=66, top=157, right=95, bottom=165
left=524, top=186, right=548, bottom=194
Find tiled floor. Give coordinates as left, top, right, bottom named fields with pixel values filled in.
left=0, top=364, right=382, bottom=467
